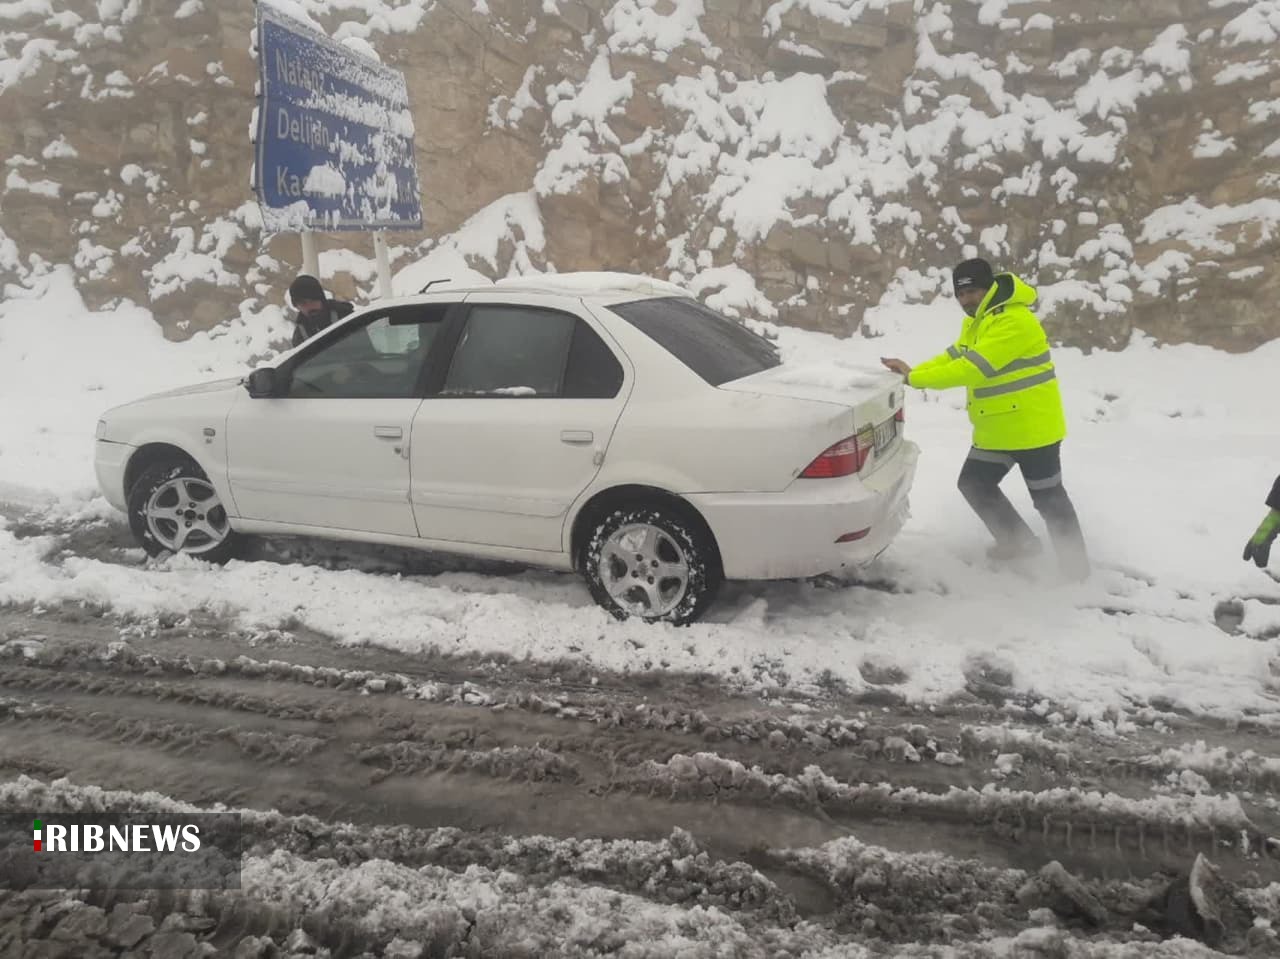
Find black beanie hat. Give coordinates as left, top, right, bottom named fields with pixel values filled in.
left=952, top=258, right=995, bottom=295
left=289, top=274, right=326, bottom=306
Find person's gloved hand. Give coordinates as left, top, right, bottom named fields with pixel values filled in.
left=1243, top=510, right=1280, bottom=568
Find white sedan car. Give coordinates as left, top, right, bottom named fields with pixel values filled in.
left=95, top=273, right=918, bottom=624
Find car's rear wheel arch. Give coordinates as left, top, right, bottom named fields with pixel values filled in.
left=571, top=485, right=722, bottom=575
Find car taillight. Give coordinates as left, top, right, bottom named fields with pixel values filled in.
left=895, top=406, right=905, bottom=423
left=800, top=435, right=870, bottom=478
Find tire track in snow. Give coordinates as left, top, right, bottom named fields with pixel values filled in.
left=3, top=585, right=1280, bottom=956
left=2, top=778, right=1278, bottom=957
left=3, top=614, right=1279, bottom=888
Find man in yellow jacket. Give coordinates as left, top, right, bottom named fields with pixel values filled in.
left=881, top=258, right=1090, bottom=580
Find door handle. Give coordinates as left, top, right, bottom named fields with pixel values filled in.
left=560, top=430, right=594, bottom=444
left=373, top=426, right=403, bottom=439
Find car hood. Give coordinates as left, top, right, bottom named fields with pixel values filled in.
left=133, top=376, right=244, bottom=402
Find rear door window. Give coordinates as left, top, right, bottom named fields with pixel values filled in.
left=609, top=297, right=780, bottom=386
left=442, top=305, right=576, bottom=396
left=562, top=320, right=625, bottom=399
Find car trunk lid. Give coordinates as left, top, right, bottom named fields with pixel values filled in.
left=717, top=362, right=906, bottom=475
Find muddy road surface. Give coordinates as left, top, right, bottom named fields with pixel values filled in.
left=1, top=515, right=1279, bottom=955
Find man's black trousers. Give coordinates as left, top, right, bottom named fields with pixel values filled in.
left=956, top=442, right=1089, bottom=577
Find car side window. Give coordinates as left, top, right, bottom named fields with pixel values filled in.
left=287, top=305, right=449, bottom=399
left=442, top=305, right=579, bottom=397
left=563, top=320, right=624, bottom=399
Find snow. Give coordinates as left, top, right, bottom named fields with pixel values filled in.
left=763, top=0, right=896, bottom=36
left=548, top=52, right=634, bottom=132
left=686, top=264, right=778, bottom=319
left=771, top=360, right=887, bottom=391
left=495, top=271, right=688, bottom=297
left=146, top=220, right=247, bottom=298
left=536, top=52, right=634, bottom=196
left=40, top=136, right=78, bottom=159
left=1193, top=129, right=1236, bottom=158
left=778, top=38, right=824, bottom=58
left=0, top=36, right=77, bottom=93
left=1140, top=25, right=1191, bottom=75
left=1249, top=98, right=1280, bottom=123
left=1074, top=68, right=1165, bottom=120
left=339, top=35, right=381, bottom=62
left=3, top=274, right=1280, bottom=726
left=1139, top=197, right=1280, bottom=255
left=0, top=268, right=288, bottom=507
left=5, top=170, right=60, bottom=197
left=1215, top=60, right=1273, bottom=84
left=604, top=0, right=715, bottom=63
left=1227, top=265, right=1264, bottom=280
left=2, top=0, right=1280, bottom=752
left=488, top=65, right=542, bottom=129
left=631, top=16, right=1203, bottom=255
left=397, top=191, right=545, bottom=283
left=302, top=163, right=348, bottom=198
left=657, top=70, right=853, bottom=241
left=1220, top=0, right=1280, bottom=46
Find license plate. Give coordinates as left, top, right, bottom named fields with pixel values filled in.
left=873, top=418, right=898, bottom=453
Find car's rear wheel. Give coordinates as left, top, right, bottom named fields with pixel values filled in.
left=581, top=504, right=721, bottom=625
left=127, top=458, right=242, bottom=564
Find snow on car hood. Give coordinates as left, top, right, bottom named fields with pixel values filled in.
left=718, top=361, right=901, bottom=408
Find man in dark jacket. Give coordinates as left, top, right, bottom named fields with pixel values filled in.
left=1243, top=475, right=1280, bottom=568
left=289, top=274, right=354, bottom=348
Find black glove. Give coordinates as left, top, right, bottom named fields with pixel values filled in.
left=1244, top=538, right=1272, bottom=568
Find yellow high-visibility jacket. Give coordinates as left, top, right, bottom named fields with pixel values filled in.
left=907, top=273, right=1066, bottom=451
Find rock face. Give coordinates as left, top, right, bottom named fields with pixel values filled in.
left=1, top=0, right=1277, bottom=350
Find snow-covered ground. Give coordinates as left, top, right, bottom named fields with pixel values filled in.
left=2, top=260, right=1278, bottom=729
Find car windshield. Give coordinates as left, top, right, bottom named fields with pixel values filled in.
left=609, top=297, right=781, bottom=387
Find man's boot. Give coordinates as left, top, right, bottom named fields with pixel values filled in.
left=1029, top=487, right=1090, bottom=581
left=986, top=538, right=1042, bottom=564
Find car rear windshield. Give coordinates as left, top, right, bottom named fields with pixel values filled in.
left=609, top=297, right=781, bottom=386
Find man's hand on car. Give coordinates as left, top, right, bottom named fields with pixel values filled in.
left=881, top=357, right=911, bottom=377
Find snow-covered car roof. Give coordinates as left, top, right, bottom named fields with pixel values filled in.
left=491, top=272, right=689, bottom=300
left=381, top=271, right=692, bottom=306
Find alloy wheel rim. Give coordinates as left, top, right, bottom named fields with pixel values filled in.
left=144, top=476, right=231, bottom=555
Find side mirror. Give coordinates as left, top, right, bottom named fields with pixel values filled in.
left=245, top=368, right=282, bottom=398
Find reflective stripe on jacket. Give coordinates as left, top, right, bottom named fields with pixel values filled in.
left=906, top=273, right=1066, bottom=451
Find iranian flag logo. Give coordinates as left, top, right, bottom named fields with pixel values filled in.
left=33, top=819, right=42, bottom=852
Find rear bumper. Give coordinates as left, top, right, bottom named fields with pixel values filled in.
left=686, top=440, right=918, bottom=581
left=94, top=440, right=133, bottom=513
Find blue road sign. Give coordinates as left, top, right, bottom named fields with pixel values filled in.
left=253, top=3, right=422, bottom=232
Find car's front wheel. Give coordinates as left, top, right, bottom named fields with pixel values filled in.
left=581, top=504, right=722, bottom=625
left=128, top=458, right=242, bottom=563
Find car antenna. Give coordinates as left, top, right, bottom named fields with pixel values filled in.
left=419, top=278, right=451, bottom=293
